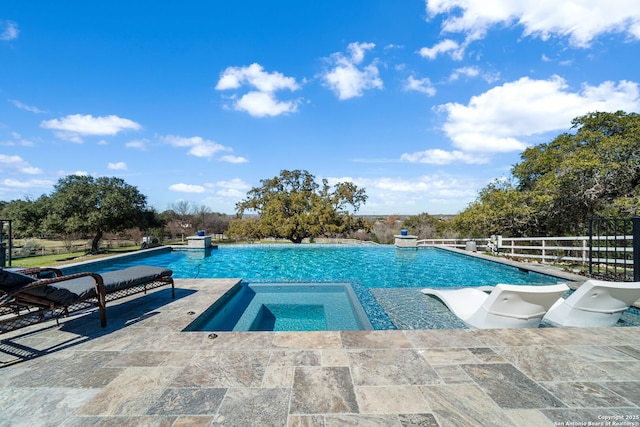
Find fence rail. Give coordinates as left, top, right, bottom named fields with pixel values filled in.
left=417, top=235, right=631, bottom=264
left=6, top=240, right=138, bottom=263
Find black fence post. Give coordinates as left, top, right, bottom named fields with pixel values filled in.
left=0, top=219, right=6, bottom=268
left=634, top=217, right=640, bottom=282
left=589, top=219, right=594, bottom=277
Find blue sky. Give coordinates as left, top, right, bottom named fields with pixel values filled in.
left=1, top=1, right=640, bottom=215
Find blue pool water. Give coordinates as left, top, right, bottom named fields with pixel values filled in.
left=76, top=245, right=562, bottom=289
left=185, top=282, right=373, bottom=332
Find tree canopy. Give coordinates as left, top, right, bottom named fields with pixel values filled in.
left=42, top=175, right=156, bottom=253
left=454, top=111, right=640, bottom=237
left=1, top=197, right=50, bottom=238
left=231, top=169, right=368, bottom=243
left=1, top=175, right=158, bottom=253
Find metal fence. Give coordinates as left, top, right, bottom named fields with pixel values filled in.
left=418, top=217, right=640, bottom=282
left=589, top=217, right=639, bottom=281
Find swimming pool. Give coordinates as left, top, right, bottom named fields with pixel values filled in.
left=62, top=245, right=640, bottom=329
left=72, top=245, right=563, bottom=288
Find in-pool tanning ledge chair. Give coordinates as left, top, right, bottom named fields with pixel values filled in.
left=543, top=279, right=640, bottom=327
left=421, top=283, right=569, bottom=329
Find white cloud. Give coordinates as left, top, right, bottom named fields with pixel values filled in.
left=165, top=178, right=250, bottom=210
left=448, top=66, right=501, bottom=83
left=0, top=154, right=43, bottom=174
left=419, top=39, right=463, bottom=60
left=404, top=76, right=437, bottom=96
left=449, top=66, right=479, bottom=80
left=126, top=139, right=148, bottom=150
left=1, top=132, right=35, bottom=147
left=41, top=114, right=141, bottom=135
left=438, top=76, right=640, bottom=153
left=215, top=63, right=301, bottom=117
left=161, top=134, right=241, bottom=160
left=215, top=178, right=250, bottom=190
left=21, top=166, right=42, bottom=174
left=0, top=20, right=18, bottom=41
left=401, top=149, right=489, bottom=165
left=189, top=142, right=226, bottom=158
left=322, top=42, right=383, bottom=100
left=169, top=183, right=206, bottom=193
left=425, top=0, right=640, bottom=48
left=2, top=178, right=53, bottom=189
left=234, top=91, right=299, bottom=117
left=41, top=114, right=141, bottom=142
left=213, top=188, right=245, bottom=198
left=175, top=179, right=251, bottom=209
left=54, top=132, right=84, bottom=143
left=216, top=63, right=299, bottom=92
left=384, top=43, right=404, bottom=50
left=219, top=155, right=249, bottom=163
left=209, top=178, right=251, bottom=199
left=9, top=99, right=46, bottom=113
left=347, top=42, right=376, bottom=64
left=107, top=162, right=127, bottom=170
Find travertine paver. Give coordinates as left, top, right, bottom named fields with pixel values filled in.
left=0, top=278, right=639, bottom=426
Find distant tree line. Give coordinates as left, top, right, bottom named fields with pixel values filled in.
left=0, top=176, right=231, bottom=254
left=162, top=200, right=231, bottom=240
left=2, top=111, right=637, bottom=248
left=1, top=175, right=161, bottom=254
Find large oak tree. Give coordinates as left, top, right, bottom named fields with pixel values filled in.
left=43, top=175, right=155, bottom=253
left=232, top=169, right=368, bottom=243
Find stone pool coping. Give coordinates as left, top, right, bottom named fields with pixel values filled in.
left=1, top=278, right=639, bottom=425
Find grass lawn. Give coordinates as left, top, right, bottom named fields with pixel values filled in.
left=10, top=246, right=140, bottom=267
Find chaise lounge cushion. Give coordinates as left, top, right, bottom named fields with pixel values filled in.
left=100, top=266, right=172, bottom=293
left=21, top=275, right=98, bottom=305
left=0, top=269, right=37, bottom=292
left=12, top=266, right=173, bottom=306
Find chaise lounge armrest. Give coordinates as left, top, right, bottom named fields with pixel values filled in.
left=1, top=266, right=173, bottom=332
left=1, top=269, right=103, bottom=301
left=14, top=267, right=65, bottom=279
left=1, top=270, right=108, bottom=328
left=15, top=272, right=106, bottom=304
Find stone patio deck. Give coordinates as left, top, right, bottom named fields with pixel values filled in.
left=1, top=278, right=639, bottom=426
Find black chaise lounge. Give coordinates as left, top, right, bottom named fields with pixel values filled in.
left=0, top=266, right=174, bottom=334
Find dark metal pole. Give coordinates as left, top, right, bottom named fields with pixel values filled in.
left=633, top=217, right=640, bottom=282
left=0, top=220, right=5, bottom=268
left=589, top=219, right=594, bottom=277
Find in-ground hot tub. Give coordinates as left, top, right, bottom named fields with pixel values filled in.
left=184, top=281, right=373, bottom=332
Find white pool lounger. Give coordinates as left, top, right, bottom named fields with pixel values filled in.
left=421, top=283, right=569, bottom=329
left=543, top=279, right=640, bottom=327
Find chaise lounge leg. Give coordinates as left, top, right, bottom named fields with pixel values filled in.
left=91, top=274, right=108, bottom=328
